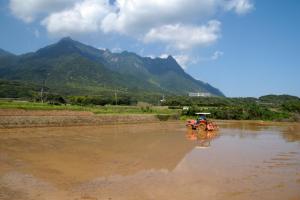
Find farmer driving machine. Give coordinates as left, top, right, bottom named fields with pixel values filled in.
left=186, top=113, right=218, bottom=131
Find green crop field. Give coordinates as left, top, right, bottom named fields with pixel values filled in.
left=0, top=100, right=180, bottom=115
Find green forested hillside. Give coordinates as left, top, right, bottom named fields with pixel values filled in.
left=0, top=79, right=40, bottom=98
left=0, top=38, right=224, bottom=97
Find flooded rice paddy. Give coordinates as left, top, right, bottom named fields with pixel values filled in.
left=0, top=121, right=300, bottom=200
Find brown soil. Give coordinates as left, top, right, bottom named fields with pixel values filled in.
left=0, top=109, right=160, bottom=128
left=1, top=122, right=300, bottom=200
left=0, top=109, right=93, bottom=116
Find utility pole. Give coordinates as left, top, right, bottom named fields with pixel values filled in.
left=40, top=86, right=44, bottom=103
left=114, top=89, right=118, bottom=105
left=40, top=79, right=46, bottom=103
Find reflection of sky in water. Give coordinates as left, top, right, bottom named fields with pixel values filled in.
left=75, top=124, right=300, bottom=199
left=1, top=122, right=300, bottom=200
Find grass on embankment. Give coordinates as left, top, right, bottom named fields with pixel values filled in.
left=0, top=100, right=180, bottom=115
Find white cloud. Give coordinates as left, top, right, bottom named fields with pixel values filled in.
left=173, top=55, right=191, bottom=69
left=97, top=47, right=106, bottom=51
left=101, top=0, right=217, bottom=34
left=111, top=47, right=122, bottom=52
left=9, top=0, right=254, bottom=54
left=9, top=0, right=77, bottom=23
left=101, top=0, right=253, bottom=34
left=196, top=50, right=224, bottom=62
left=160, top=54, right=191, bottom=69
left=146, top=55, right=156, bottom=59
left=224, top=0, right=254, bottom=14
left=211, top=50, right=224, bottom=60
left=144, top=21, right=221, bottom=50
left=10, top=0, right=254, bottom=28
left=160, top=54, right=169, bottom=59
left=42, top=0, right=112, bottom=35
left=156, top=50, right=223, bottom=69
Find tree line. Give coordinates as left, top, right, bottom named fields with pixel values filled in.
left=1, top=79, right=299, bottom=121
left=162, top=95, right=300, bottom=121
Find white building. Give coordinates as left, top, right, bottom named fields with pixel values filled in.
left=188, top=92, right=212, bottom=97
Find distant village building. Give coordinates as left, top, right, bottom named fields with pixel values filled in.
left=160, top=95, right=166, bottom=102
left=188, top=92, right=212, bottom=97
left=182, top=106, right=190, bottom=110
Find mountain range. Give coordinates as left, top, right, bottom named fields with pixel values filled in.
left=0, top=37, right=224, bottom=97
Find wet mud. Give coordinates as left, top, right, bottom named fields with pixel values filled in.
left=0, top=121, right=300, bottom=200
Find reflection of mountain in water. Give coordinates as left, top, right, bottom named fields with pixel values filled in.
left=1, top=122, right=300, bottom=200
left=0, top=123, right=197, bottom=182
left=73, top=129, right=222, bottom=199
left=280, top=123, right=300, bottom=143
left=95, top=127, right=197, bottom=174
left=72, top=123, right=300, bottom=200
left=218, top=121, right=279, bottom=132
left=218, top=121, right=300, bottom=143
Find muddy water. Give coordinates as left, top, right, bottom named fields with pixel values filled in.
left=0, top=121, right=300, bottom=200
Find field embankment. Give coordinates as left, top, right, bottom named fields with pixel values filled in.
left=0, top=101, right=180, bottom=128
left=0, top=109, right=180, bottom=128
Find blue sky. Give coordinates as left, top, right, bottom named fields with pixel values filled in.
left=0, top=0, right=299, bottom=97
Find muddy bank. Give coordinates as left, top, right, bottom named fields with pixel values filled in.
left=0, top=109, right=177, bottom=128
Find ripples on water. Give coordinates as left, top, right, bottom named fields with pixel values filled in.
left=0, top=121, right=299, bottom=200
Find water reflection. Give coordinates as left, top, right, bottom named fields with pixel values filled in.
left=219, top=121, right=300, bottom=143
left=0, top=122, right=300, bottom=200
left=218, top=120, right=284, bottom=131
left=280, top=123, right=300, bottom=143
left=185, top=129, right=219, bottom=148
